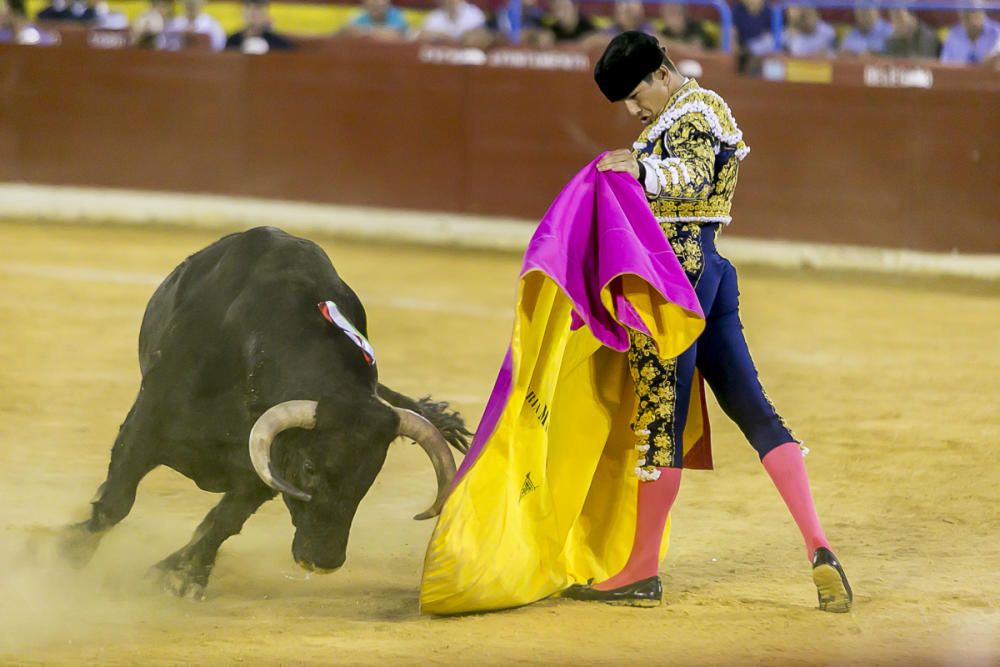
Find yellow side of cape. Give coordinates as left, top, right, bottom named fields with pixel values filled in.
left=419, top=270, right=705, bottom=615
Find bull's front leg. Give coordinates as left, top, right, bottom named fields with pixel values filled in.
left=151, top=486, right=274, bottom=600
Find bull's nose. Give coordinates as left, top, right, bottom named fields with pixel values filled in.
left=295, top=559, right=342, bottom=574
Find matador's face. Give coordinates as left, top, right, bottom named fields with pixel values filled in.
left=622, top=68, right=672, bottom=126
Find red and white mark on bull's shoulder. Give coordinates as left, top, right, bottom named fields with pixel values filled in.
left=318, top=301, right=376, bottom=366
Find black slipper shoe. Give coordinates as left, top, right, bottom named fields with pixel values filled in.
left=561, top=576, right=662, bottom=607
left=812, top=547, right=853, bottom=613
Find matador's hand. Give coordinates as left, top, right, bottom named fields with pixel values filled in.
left=597, top=150, right=640, bottom=180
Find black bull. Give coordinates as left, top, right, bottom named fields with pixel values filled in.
left=63, top=227, right=472, bottom=599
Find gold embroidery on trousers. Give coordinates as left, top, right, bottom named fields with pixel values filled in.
left=628, top=330, right=678, bottom=472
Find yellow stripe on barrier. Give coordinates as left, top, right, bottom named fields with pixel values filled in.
left=25, top=0, right=431, bottom=36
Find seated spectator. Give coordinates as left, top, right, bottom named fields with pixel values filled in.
left=225, top=0, right=293, bottom=53
left=36, top=0, right=95, bottom=22
left=94, top=1, right=127, bottom=27
left=579, top=0, right=654, bottom=49
left=839, top=3, right=892, bottom=55
left=605, top=0, right=654, bottom=35
left=341, top=0, right=410, bottom=42
left=466, top=0, right=549, bottom=49
left=501, top=0, right=549, bottom=45
left=782, top=6, right=835, bottom=57
left=940, top=4, right=1000, bottom=64
left=986, top=32, right=1000, bottom=68
left=0, top=0, right=58, bottom=43
left=545, top=0, right=596, bottom=43
left=659, top=1, right=714, bottom=51
left=733, top=0, right=776, bottom=58
left=884, top=7, right=939, bottom=58
left=131, top=0, right=175, bottom=49
left=168, top=0, right=225, bottom=51
left=418, top=0, right=485, bottom=43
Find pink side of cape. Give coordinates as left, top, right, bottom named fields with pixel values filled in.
left=455, top=156, right=703, bottom=480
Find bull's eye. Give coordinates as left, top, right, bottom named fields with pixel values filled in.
left=303, top=460, right=317, bottom=476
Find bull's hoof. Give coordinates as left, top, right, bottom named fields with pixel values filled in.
left=148, top=557, right=210, bottom=601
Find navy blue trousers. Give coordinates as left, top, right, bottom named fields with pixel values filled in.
left=629, top=224, right=795, bottom=471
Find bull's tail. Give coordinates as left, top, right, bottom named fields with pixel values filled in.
left=378, top=384, right=473, bottom=454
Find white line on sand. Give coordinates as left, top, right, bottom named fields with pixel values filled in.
left=2, top=182, right=999, bottom=280
left=0, top=261, right=511, bottom=320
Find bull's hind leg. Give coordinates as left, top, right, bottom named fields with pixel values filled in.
left=151, top=486, right=273, bottom=600
left=61, top=403, right=159, bottom=564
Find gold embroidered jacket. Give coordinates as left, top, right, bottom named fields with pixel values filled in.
left=631, top=79, right=749, bottom=225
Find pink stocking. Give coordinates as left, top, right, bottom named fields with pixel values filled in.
left=762, top=442, right=831, bottom=559
left=594, top=467, right=682, bottom=591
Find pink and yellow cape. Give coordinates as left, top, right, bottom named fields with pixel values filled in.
left=420, top=157, right=710, bottom=615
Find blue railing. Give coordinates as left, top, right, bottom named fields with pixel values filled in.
left=770, top=0, right=1000, bottom=49
left=503, top=0, right=735, bottom=52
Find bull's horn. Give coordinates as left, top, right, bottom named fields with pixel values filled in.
left=393, top=408, right=457, bottom=520
left=248, top=400, right=317, bottom=502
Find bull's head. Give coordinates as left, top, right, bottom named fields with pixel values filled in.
left=246, top=398, right=455, bottom=572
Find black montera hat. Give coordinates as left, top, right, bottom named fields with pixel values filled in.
left=594, top=31, right=666, bottom=102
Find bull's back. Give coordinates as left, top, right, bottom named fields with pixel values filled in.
left=137, top=227, right=355, bottom=375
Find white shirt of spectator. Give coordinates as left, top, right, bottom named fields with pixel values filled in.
left=243, top=35, right=269, bottom=54
left=17, top=26, right=42, bottom=44
left=783, top=20, right=836, bottom=57
left=68, top=0, right=89, bottom=17
left=169, top=13, right=226, bottom=51
left=95, top=1, right=129, bottom=28
left=421, top=1, right=486, bottom=40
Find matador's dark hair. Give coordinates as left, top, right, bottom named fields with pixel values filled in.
left=594, top=31, right=678, bottom=102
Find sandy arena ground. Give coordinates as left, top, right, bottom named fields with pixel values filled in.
left=0, top=219, right=998, bottom=666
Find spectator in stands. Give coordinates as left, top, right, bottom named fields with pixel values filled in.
left=606, top=0, right=654, bottom=35
left=341, top=0, right=410, bottom=42
left=36, top=0, right=95, bottom=22
left=782, top=6, right=836, bottom=57
left=466, top=0, right=550, bottom=48
left=132, top=0, right=175, bottom=49
left=940, top=3, right=1000, bottom=64
left=884, top=7, right=939, bottom=58
left=659, top=1, right=714, bottom=51
left=96, top=1, right=127, bottom=27
left=839, top=3, right=892, bottom=55
left=168, top=0, right=226, bottom=51
left=1, top=0, right=58, bottom=43
left=580, top=0, right=654, bottom=49
left=986, top=32, right=1000, bottom=68
left=732, top=0, right=776, bottom=58
left=545, top=0, right=596, bottom=43
left=225, top=0, right=293, bottom=53
left=418, top=0, right=486, bottom=43
left=500, top=0, right=548, bottom=44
